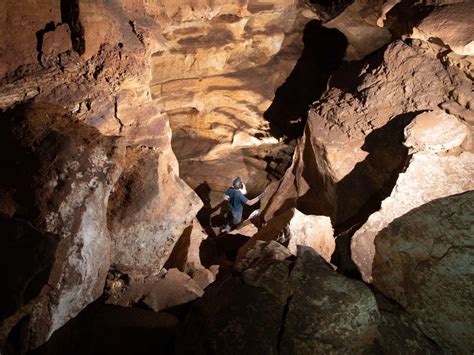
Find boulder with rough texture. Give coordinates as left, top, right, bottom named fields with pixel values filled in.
left=375, top=293, right=441, bottom=353
left=352, top=151, right=474, bottom=282
left=0, top=104, right=124, bottom=348
left=261, top=40, right=471, bottom=227
left=178, top=244, right=380, bottom=354
left=411, top=2, right=474, bottom=56
left=239, top=208, right=335, bottom=262
left=352, top=108, right=474, bottom=282
left=372, top=191, right=474, bottom=352
left=280, top=247, right=380, bottom=353
left=107, top=146, right=202, bottom=279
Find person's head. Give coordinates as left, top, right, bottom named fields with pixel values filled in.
left=232, top=176, right=243, bottom=190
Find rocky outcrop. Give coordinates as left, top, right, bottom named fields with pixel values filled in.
left=0, top=104, right=124, bottom=348
left=142, top=269, right=206, bottom=313
left=107, top=146, right=202, bottom=279
left=238, top=208, right=335, bottom=263
left=261, top=39, right=472, bottom=228
left=325, top=0, right=392, bottom=60
left=372, top=191, right=474, bottom=352
left=178, top=244, right=380, bottom=354
left=352, top=109, right=474, bottom=282
left=0, top=1, right=201, bottom=349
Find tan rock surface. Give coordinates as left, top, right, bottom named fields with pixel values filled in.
left=142, top=269, right=205, bottom=312
left=352, top=151, right=474, bottom=283
left=239, top=208, right=335, bottom=263
left=404, top=110, right=470, bottom=153
left=261, top=40, right=471, bottom=227
left=372, top=191, right=474, bottom=352
left=108, top=146, right=202, bottom=278
left=411, top=2, right=474, bottom=56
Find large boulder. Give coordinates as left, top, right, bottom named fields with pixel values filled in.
left=280, top=247, right=380, bottom=354
left=107, top=146, right=202, bottom=279
left=410, top=2, right=474, bottom=56
left=177, top=244, right=380, bottom=354
left=261, top=39, right=472, bottom=228
left=351, top=109, right=474, bottom=282
left=372, top=191, right=474, bottom=352
left=0, top=104, right=124, bottom=349
left=238, top=208, right=335, bottom=263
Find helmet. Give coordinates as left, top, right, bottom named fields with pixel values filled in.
left=232, top=177, right=243, bottom=190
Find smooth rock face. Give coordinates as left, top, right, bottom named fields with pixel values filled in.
left=108, top=146, right=202, bottom=278
left=372, top=192, right=474, bottom=352
left=0, top=105, right=124, bottom=347
left=404, top=110, right=470, bottom=153
left=142, top=269, right=205, bottom=312
left=238, top=208, right=335, bottom=262
left=411, top=2, right=474, bottom=55
left=178, top=244, right=380, bottom=354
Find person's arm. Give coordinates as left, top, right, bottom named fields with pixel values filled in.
left=245, top=192, right=265, bottom=206
left=241, top=183, right=247, bottom=195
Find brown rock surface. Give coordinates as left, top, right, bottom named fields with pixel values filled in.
left=372, top=192, right=474, bottom=352
left=0, top=104, right=124, bottom=348
left=107, top=146, right=202, bottom=279
left=404, top=110, right=470, bottom=153
left=325, top=0, right=392, bottom=60
left=142, top=269, right=205, bottom=312
left=411, top=2, right=474, bottom=56
left=261, top=39, right=472, bottom=228
left=238, top=208, right=335, bottom=262
left=352, top=108, right=474, bottom=282
left=178, top=244, right=380, bottom=354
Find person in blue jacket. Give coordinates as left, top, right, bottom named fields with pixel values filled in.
left=222, top=177, right=264, bottom=232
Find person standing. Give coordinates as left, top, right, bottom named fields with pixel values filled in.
left=222, top=177, right=264, bottom=232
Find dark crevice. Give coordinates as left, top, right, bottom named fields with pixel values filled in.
left=114, top=97, right=124, bottom=133
left=330, top=111, right=426, bottom=276
left=277, top=294, right=293, bottom=354
left=129, top=20, right=145, bottom=47
left=305, top=0, right=355, bottom=22
left=60, top=0, right=85, bottom=55
left=264, top=20, right=348, bottom=142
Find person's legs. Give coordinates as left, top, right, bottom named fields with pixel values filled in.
left=232, top=210, right=243, bottom=227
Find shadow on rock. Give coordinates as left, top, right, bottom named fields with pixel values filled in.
left=264, top=20, right=348, bottom=141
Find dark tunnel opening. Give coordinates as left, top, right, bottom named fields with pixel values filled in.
left=263, top=20, right=348, bottom=142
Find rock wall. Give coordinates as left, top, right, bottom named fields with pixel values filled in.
left=0, top=105, right=125, bottom=348
left=0, top=0, right=203, bottom=350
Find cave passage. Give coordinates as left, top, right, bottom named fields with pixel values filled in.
left=264, top=20, right=348, bottom=141
left=60, top=0, right=85, bottom=55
